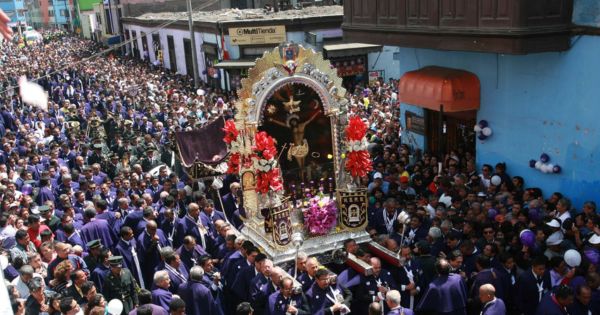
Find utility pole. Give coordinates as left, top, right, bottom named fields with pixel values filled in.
left=187, top=0, right=199, bottom=89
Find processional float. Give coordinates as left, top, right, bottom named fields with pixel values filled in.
left=222, top=43, right=375, bottom=264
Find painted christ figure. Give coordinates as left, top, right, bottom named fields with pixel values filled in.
left=267, top=109, right=321, bottom=180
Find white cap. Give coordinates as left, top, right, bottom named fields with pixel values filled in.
left=197, top=89, right=205, bottom=96
left=373, top=172, right=383, bottom=179
left=546, top=231, right=564, bottom=246
left=439, top=194, right=452, bottom=208
left=545, top=219, right=561, bottom=228
left=589, top=233, right=600, bottom=245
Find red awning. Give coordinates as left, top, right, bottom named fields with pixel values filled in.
left=398, top=66, right=480, bottom=112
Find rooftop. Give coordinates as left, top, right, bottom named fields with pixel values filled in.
left=129, top=5, right=343, bottom=24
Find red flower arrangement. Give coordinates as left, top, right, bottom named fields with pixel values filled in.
left=256, top=168, right=283, bottom=194
left=345, top=116, right=368, bottom=141
left=252, top=131, right=283, bottom=194
left=222, top=119, right=239, bottom=144
left=344, top=116, right=372, bottom=178
left=227, top=153, right=240, bottom=174
left=254, top=131, right=277, bottom=160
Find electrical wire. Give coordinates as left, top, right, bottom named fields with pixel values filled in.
left=0, top=0, right=220, bottom=96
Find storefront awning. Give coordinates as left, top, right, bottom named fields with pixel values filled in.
left=214, top=60, right=256, bottom=69
left=323, top=43, right=382, bottom=58
left=398, top=66, right=480, bottom=112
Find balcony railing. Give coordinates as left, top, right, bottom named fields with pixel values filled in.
left=342, top=0, right=574, bottom=54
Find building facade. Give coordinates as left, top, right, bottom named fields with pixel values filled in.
left=0, top=0, right=27, bottom=25
left=122, top=6, right=382, bottom=91
left=343, top=0, right=600, bottom=208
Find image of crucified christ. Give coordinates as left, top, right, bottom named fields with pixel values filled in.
left=267, top=109, right=322, bottom=181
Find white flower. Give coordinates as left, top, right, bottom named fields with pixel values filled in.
left=252, top=157, right=276, bottom=172
left=347, top=139, right=368, bottom=152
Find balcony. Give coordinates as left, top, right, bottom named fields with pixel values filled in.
left=342, top=0, right=574, bottom=54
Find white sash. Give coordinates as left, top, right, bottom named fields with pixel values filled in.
left=383, top=212, right=397, bottom=234
left=130, top=244, right=145, bottom=289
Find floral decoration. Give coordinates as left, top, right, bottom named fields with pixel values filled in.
left=303, top=195, right=338, bottom=236
left=344, top=116, right=372, bottom=178
left=252, top=131, right=283, bottom=194
left=223, top=119, right=242, bottom=174
left=223, top=120, right=239, bottom=144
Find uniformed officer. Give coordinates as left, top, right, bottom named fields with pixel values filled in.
left=88, top=144, right=103, bottom=166
left=83, top=239, right=102, bottom=272
left=102, top=256, right=139, bottom=315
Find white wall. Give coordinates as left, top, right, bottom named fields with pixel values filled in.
left=123, top=23, right=208, bottom=80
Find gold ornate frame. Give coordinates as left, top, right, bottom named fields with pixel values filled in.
left=232, top=44, right=370, bottom=261
left=234, top=44, right=351, bottom=214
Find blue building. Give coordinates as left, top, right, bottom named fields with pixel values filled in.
left=0, top=0, right=26, bottom=25
left=345, top=0, right=600, bottom=209
left=52, top=0, right=73, bottom=29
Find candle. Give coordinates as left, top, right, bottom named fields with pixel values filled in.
left=291, top=184, right=296, bottom=204
left=328, top=177, right=334, bottom=197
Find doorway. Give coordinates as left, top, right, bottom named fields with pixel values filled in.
left=183, top=38, right=194, bottom=78
left=426, top=109, right=476, bottom=157
left=167, top=36, right=177, bottom=72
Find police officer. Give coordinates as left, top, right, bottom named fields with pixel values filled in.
left=102, top=256, right=139, bottom=314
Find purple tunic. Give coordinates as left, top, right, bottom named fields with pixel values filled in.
left=416, top=274, right=468, bottom=315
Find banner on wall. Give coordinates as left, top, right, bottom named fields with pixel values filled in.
left=229, top=25, right=286, bottom=45
left=331, top=56, right=366, bottom=77
left=368, top=70, right=384, bottom=83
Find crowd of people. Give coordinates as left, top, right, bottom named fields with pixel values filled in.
left=0, top=30, right=598, bottom=315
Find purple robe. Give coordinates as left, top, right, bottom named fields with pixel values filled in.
left=113, top=239, right=143, bottom=287
left=176, top=244, right=207, bottom=271
left=387, top=307, right=415, bottom=315
left=80, top=218, right=117, bottom=249
left=535, top=294, right=568, bottom=315
left=177, top=280, right=216, bottom=315
left=481, top=298, right=506, bottom=315
left=137, top=230, right=169, bottom=288
left=416, top=274, right=468, bottom=315
left=128, top=304, right=168, bottom=315
left=268, top=291, right=310, bottom=315
left=151, top=287, right=172, bottom=312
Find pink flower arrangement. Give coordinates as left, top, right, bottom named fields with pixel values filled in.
left=303, top=195, right=337, bottom=236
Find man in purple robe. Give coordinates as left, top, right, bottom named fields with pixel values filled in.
left=416, top=258, right=468, bottom=315
left=479, top=284, right=506, bottom=315
left=128, top=289, right=168, bottom=315
left=268, top=276, right=311, bottom=315
left=385, top=290, right=414, bottom=315
left=136, top=220, right=169, bottom=288
left=535, top=285, right=574, bottom=315
left=567, top=285, right=595, bottom=315
left=306, top=268, right=352, bottom=315
left=80, top=208, right=117, bottom=250
left=174, top=202, right=215, bottom=254
left=177, top=266, right=216, bottom=315
left=151, top=270, right=173, bottom=312
left=176, top=235, right=207, bottom=271
left=162, top=249, right=189, bottom=294
left=113, top=226, right=144, bottom=289
left=514, top=256, right=551, bottom=315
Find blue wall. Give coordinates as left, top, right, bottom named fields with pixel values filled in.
left=573, top=0, right=600, bottom=27
left=397, top=36, right=600, bottom=209
left=0, top=0, right=26, bottom=23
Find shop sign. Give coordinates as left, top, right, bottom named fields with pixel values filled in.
left=332, top=57, right=366, bottom=77
left=368, top=70, right=384, bottom=83
left=229, top=25, right=286, bottom=45
left=405, top=111, right=425, bottom=135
